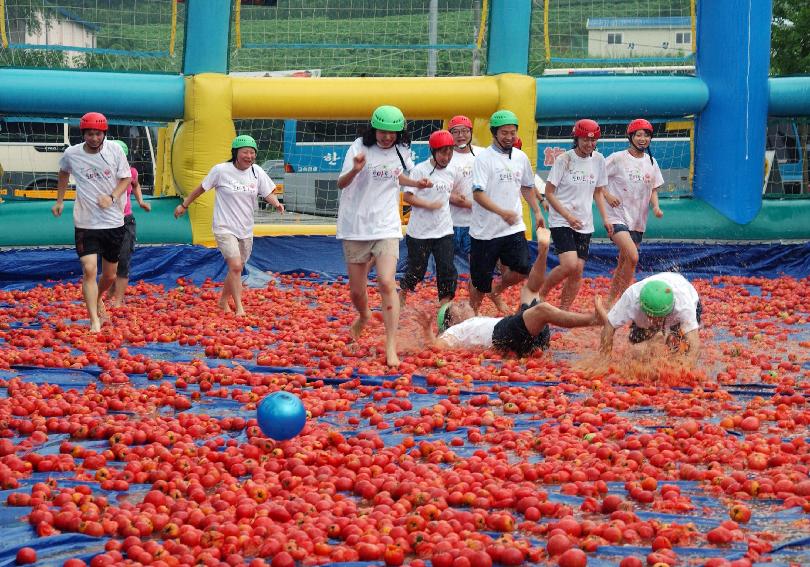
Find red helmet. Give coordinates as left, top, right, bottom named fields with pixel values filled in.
left=513, top=136, right=523, bottom=149
left=448, top=115, right=473, bottom=130
left=79, top=112, right=108, bottom=131
left=429, top=130, right=455, bottom=150
left=627, top=118, right=653, bottom=136
left=572, top=119, right=600, bottom=140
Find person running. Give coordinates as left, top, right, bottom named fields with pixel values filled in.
left=108, top=140, right=151, bottom=307
left=529, top=119, right=618, bottom=310
left=600, top=272, right=701, bottom=364
left=469, top=110, right=543, bottom=315
left=51, top=112, right=132, bottom=333
left=447, top=115, right=482, bottom=262
left=399, top=130, right=462, bottom=307
left=174, top=135, right=284, bottom=316
left=604, top=119, right=665, bottom=304
left=336, top=105, right=432, bottom=368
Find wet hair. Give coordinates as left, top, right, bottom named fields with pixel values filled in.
left=361, top=127, right=411, bottom=149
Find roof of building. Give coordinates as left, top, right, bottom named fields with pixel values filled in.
left=586, top=17, right=691, bottom=30
left=43, top=0, right=100, bottom=32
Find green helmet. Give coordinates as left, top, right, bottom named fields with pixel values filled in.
left=232, top=135, right=258, bottom=151
left=437, top=302, right=453, bottom=333
left=111, top=139, right=128, bottom=156
left=371, top=105, right=405, bottom=132
left=639, top=280, right=675, bottom=317
left=490, top=109, right=519, bottom=128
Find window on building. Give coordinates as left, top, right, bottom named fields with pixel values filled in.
left=607, top=33, right=622, bottom=45
left=676, top=32, right=691, bottom=44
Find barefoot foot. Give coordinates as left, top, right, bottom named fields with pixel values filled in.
left=350, top=311, right=372, bottom=341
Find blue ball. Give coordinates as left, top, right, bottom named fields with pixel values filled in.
left=257, top=391, right=306, bottom=441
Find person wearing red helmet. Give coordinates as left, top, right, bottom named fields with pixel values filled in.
left=527, top=118, right=617, bottom=310
left=447, top=115, right=483, bottom=261
left=51, top=111, right=132, bottom=333
left=604, top=119, right=665, bottom=303
left=399, top=130, right=464, bottom=307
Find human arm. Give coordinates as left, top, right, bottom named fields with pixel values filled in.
left=651, top=187, right=663, bottom=218
left=521, top=185, right=544, bottom=228
left=98, top=176, right=132, bottom=209
left=263, top=192, right=285, bottom=213
left=600, top=322, right=616, bottom=356
left=399, top=173, right=432, bottom=189
left=449, top=189, right=472, bottom=208
left=594, top=186, right=614, bottom=236
left=132, top=177, right=151, bottom=212
left=544, top=181, right=584, bottom=230
left=535, top=185, right=549, bottom=212
left=473, top=189, right=521, bottom=225
left=337, top=153, right=365, bottom=189
left=51, top=170, right=71, bottom=217
left=403, top=191, right=442, bottom=210
left=174, top=185, right=205, bottom=218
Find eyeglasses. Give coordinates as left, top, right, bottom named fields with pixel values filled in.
left=449, top=128, right=471, bottom=135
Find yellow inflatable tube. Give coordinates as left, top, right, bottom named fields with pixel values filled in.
left=173, top=74, right=537, bottom=242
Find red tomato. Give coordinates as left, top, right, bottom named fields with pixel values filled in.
left=557, top=548, right=587, bottom=567
left=16, top=548, right=37, bottom=565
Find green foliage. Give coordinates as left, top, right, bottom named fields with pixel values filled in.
left=771, top=0, right=810, bottom=76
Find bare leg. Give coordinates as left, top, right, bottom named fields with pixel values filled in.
left=110, top=276, right=128, bottom=307
left=97, top=259, right=118, bottom=320
left=79, top=255, right=102, bottom=332
left=490, top=268, right=526, bottom=314
left=558, top=258, right=585, bottom=311
left=469, top=285, right=485, bottom=314
left=347, top=262, right=372, bottom=340
left=522, top=228, right=551, bottom=305
left=220, top=256, right=244, bottom=315
left=538, top=250, right=580, bottom=307
left=522, top=295, right=605, bottom=335
left=374, top=254, right=401, bottom=367
left=607, top=231, right=639, bottom=305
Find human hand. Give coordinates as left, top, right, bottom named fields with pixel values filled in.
left=274, top=201, right=285, bottom=214
left=139, top=201, right=152, bottom=212
left=51, top=202, right=64, bottom=217
left=416, top=178, right=433, bottom=189
left=173, top=205, right=186, bottom=219
left=653, top=206, right=663, bottom=218
left=98, top=194, right=114, bottom=209
left=353, top=153, right=366, bottom=172
left=568, top=216, right=584, bottom=230
left=604, top=222, right=614, bottom=237
left=604, top=192, right=621, bottom=207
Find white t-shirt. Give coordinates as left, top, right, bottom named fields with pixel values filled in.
left=608, top=272, right=700, bottom=334
left=447, top=146, right=483, bottom=227
left=201, top=162, right=276, bottom=240
left=440, top=316, right=501, bottom=349
left=546, top=149, right=608, bottom=234
left=336, top=138, right=414, bottom=240
left=605, top=150, right=664, bottom=232
left=470, top=145, right=535, bottom=240
left=404, top=160, right=459, bottom=240
left=58, top=141, right=130, bottom=229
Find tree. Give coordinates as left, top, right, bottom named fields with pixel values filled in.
left=771, top=1, right=810, bottom=75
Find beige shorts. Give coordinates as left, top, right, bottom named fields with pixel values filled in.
left=215, top=233, right=253, bottom=264
left=342, top=238, right=400, bottom=264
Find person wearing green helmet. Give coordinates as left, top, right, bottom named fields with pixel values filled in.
left=175, top=134, right=284, bottom=316
left=467, top=109, right=543, bottom=315
left=336, top=105, right=432, bottom=368
left=600, top=272, right=702, bottom=363
left=106, top=139, right=152, bottom=307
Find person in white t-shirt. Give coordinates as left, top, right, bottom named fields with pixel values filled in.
left=469, top=110, right=543, bottom=315
left=400, top=130, right=463, bottom=307
left=530, top=119, right=618, bottom=311
left=51, top=112, right=132, bottom=333
left=417, top=290, right=606, bottom=357
left=604, top=119, right=665, bottom=304
left=174, top=135, right=284, bottom=316
left=601, top=272, right=702, bottom=364
left=447, top=115, right=483, bottom=261
left=336, top=105, right=432, bottom=368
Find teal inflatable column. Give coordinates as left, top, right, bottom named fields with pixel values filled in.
left=183, top=0, right=232, bottom=74
left=694, top=0, right=771, bottom=224
left=486, top=0, right=531, bottom=74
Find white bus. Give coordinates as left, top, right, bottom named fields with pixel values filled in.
left=0, top=117, right=156, bottom=201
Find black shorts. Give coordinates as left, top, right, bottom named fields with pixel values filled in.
left=492, top=300, right=551, bottom=357
left=469, top=232, right=530, bottom=293
left=116, top=215, right=137, bottom=277
left=629, top=300, right=703, bottom=345
left=550, top=226, right=591, bottom=260
left=75, top=226, right=125, bottom=262
left=612, top=224, right=643, bottom=245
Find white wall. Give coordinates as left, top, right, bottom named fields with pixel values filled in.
left=25, top=11, right=96, bottom=66
left=588, top=28, right=692, bottom=58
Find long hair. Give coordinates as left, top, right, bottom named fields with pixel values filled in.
left=361, top=127, right=411, bottom=148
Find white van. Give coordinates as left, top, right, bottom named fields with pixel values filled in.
left=0, top=118, right=156, bottom=201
